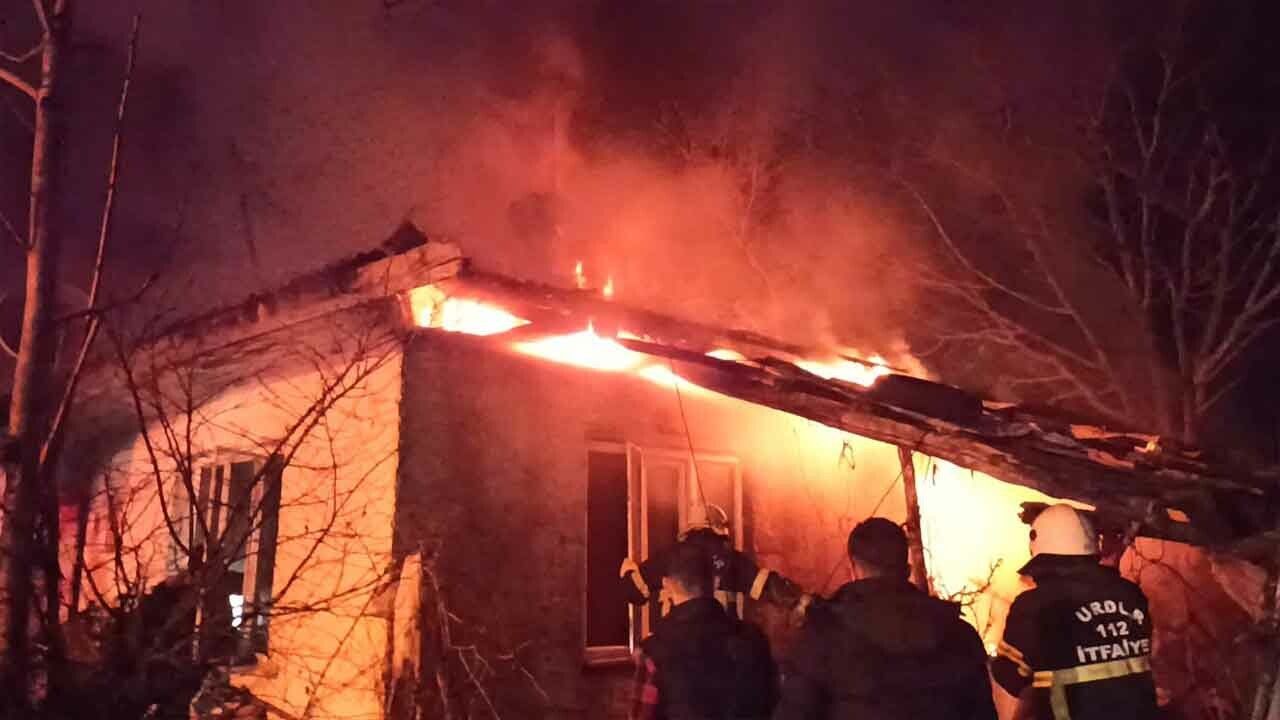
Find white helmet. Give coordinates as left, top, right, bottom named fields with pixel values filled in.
left=682, top=503, right=731, bottom=539
left=1029, top=504, right=1099, bottom=557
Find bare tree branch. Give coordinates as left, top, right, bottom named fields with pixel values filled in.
left=0, top=208, right=26, bottom=249
left=31, top=0, right=51, bottom=35
left=0, top=42, right=43, bottom=66
left=0, top=290, right=16, bottom=360
left=40, top=14, right=141, bottom=468
left=0, top=67, right=37, bottom=100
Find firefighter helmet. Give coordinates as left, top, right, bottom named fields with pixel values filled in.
left=682, top=502, right=731, bottom=539
left=1029, top=504, right=1099, bottom=557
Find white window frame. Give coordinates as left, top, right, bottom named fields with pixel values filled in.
left=583, top=441, right=743, bottom=665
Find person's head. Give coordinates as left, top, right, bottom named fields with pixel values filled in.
left=662, top=542, right=715, bottom=605
left=846, top=518, right=910, bottom=581
left=1029, top=504, right=1099, bottom=559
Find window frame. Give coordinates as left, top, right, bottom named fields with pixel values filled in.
left=582, top=441, right=743, bottom=666
left=172, top=451, right=282, bottom=664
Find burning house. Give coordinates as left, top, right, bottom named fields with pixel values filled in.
left=63, top=226, right=1277, bottom=719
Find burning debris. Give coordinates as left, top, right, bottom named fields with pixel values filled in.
left=408, top=285, right=529, bottom=336
left=407, top=272, right=899, bottom=393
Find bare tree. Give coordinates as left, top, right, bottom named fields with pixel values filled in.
left=51, top=308, right=409, bottom=718
left=1087, top=48, right=1280, bottom=442
left=893, top=10, right=1280, bottom=444
left=1, top=1, right=142, bottom=707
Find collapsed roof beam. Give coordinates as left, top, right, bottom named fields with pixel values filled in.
left=614, top=337, right=1269, bottom=549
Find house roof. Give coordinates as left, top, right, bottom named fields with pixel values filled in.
left=423, top=247, right=1278, bottom=556
left=78, top=223, right=1278, bottom=556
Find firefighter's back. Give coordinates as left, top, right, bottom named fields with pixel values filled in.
left=997, top=560, right=1159, bottom=720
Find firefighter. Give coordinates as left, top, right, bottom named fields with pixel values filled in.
left=992, top=504, right=1159, bottom=720
left=630, top=542, right=777, bottom=720
left=618, top=503, right=813, bottom=618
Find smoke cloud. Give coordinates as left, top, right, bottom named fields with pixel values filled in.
left=2, top=1, right=1134, bottom=385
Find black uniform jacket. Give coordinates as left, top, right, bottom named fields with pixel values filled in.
left=641, top=597, right=778, bottom=720
left=991, top=555, right=1159, bottom=720
left=774, top=577, right=997, bottom=720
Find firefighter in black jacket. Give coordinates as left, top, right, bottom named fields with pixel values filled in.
left=618, top=504, right=812, bottom=617
left=632, top=542, right=778, bottom=720
left=992, top=504, right=1159, bottom=720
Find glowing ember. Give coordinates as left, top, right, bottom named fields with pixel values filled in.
left=706, top=348, right=747, bottom=362
left=603, top=276, right=615, bottom=299
left=409, top=286, right=530, bottom=336
left=575, top=261, right=587, bottom=290
left=514, top=323, right=644, bottom=372
left=796, top=356, right=891, bottom=388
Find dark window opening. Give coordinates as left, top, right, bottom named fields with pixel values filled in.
left=586, top=450, right=629, bottom=651
left=182, top=457, right=282, bottom=664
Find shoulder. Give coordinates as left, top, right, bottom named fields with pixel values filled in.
left=1005, top=585, right=1051, bottom=617
left=1111, top=573, right=1149, bottom=598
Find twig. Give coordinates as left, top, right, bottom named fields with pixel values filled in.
left=0, top=292, right=17, bottom=360
left=0, top=208, right=26, bottom=249
left=54, top=272, right=158, bottom=324
left=31, top=0, right=51, bottom=34
left=457, top=646, right=501, bottom=719
left=424, top=560, right=457, bottom=720
left=1, top=92, right=34, bottom=132
left=39, top=14, right=141, bottom=467
left=0, top=66, right=37, bottom=100
left=0, top=42, right=43, bottom=65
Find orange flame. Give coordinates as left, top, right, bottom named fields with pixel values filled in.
left=514, top=322, right=644, bottom=372
left=409, top=286, right=529, bottom=336
left=411, top=283, right=902, bottom=395
left=706, top=348, right=747, bottom=362
left=795, top=356, right=891, bottom=388
left=574, top=261, right=587, bottom=290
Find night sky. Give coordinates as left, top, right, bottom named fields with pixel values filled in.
left=3, top=0, right=1280, bottom=451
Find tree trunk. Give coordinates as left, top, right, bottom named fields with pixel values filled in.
left=1249, top=546, right=1280, bottom=720
left=3, top=2, right=69, bottom=707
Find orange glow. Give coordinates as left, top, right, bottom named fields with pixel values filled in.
left=706, top=348, right=747, bottom=362
left=409, top=286, right=530, bottom=336
left=514, top=323, right=644, bottom=372
left=575, top=261, right=587, bottom=290
left=603, top=276, right=615, bottom=299
left=916, top=455, right=1091, bottom=646
left=636, top=364, right=711, bottom=396
left=795, top=355, right=891, bottom=387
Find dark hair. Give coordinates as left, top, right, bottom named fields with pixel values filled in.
left=847, top=518, right=909, bottom=578
left=665, top=542, right=715, bottom=596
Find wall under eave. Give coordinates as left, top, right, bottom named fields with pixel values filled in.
left=915, top=460, right=1266, bottom=716
left=77, top=321, right=404, bottom=720
left=396, top=331, right=925, bottom=719
left=394, top=328, right=1265, bottom=719
left=914, top=457, right=1073, bottom=649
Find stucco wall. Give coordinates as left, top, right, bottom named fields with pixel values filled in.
left=79, top=338, right=404, bottom=720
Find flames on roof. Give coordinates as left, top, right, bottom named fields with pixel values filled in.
left=408, top=280, right=898, bottom=390
left=403, top=262, right=1276, bottom=554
